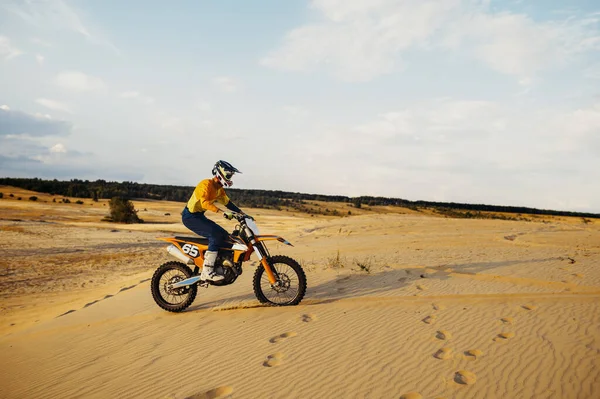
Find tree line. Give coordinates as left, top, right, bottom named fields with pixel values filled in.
left=1, top=177, right=598, bottom=219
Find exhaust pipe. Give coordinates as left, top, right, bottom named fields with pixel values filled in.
left=167, top=244, right=194, bottom=265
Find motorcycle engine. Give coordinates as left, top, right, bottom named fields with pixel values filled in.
left=212, top=251, right=238, bottom=286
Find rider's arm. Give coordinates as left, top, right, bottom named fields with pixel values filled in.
left=218, top=190, right=242, bottom=214
left=225, top=201, right=242, bottom=214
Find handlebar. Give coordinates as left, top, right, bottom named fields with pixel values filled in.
left=223, top=211, right=254, bottom=222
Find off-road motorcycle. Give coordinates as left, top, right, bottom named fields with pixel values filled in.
left=151, top=212, right=307, bottom=312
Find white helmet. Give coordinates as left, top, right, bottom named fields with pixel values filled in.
left=212, top=160, right=241, bottom=187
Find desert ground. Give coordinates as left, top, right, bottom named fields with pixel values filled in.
left=1, top=185, right=599, bottom=399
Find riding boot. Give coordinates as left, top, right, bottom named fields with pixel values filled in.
left=200, top=250, right=225, bottom=282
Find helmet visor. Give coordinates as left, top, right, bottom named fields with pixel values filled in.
left=224, top=171, right=234, bottom=180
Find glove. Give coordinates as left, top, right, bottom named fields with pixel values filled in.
left=223, top=212, right=235, bottom=220
left=243, top=213, right=254, bottom=221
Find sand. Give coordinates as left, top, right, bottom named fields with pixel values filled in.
left=1, top=185, right=599, bottom=398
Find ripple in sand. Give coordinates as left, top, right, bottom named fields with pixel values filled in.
left=185, top=385, right=234, bottom=399
left=454, top=370, right=477, bottom=385
left=263, top=353, right=284, bottom=368
left=464, top=349, right=483, bottom=360
left=434, top=347, right=453, bottom=360
left=522, top=305, right=538, bottom=311
left=494, top=332, right=515, bottom=341
left=436, top=330, right=452, bottom=340
left=399, top=393, right=423, bottom=399
left=269, top=331, right=297, bottom=343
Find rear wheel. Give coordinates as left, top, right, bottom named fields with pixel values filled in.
left=151, top=261, right=197, bottom=312
left=253, top=255, right=307, bottom=306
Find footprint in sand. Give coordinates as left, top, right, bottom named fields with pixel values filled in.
left=422, top=315, right=436, bottom=324
left=434, top=347, right=453, bottom=360
left=399, top=393, right=423, bottom=399
left=493, top=332, right=515, bottom=341
left=454, top=370, right=477, bottom=385
left=416, top=284, right=427, bottom=291
left=464, top=349, right=483, bottom=360
left=185, top=386, right=234, bottom=399
left=522, top=305, right=538, bottom=311
left=500, top=317, right=514, bottom=325
left=269, top=332, right=297, bottom=343
left=263, top=352, right=284, bottom=367
left=432, top=303, right=446, bottom=311
left=301, top=314, right=317, bottom=323
left=436, top=330, right=452, bottom=340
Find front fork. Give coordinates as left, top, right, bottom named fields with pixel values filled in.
left=252, top=243, right=278, bottom=284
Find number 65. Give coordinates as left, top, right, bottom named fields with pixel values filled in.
left=181, top=244, right=199, bottom=257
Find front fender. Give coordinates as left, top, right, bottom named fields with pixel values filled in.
left=254, top=235, right=294, bottom=246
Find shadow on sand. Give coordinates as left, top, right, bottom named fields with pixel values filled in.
left=185, top=256, right=566, bottom=312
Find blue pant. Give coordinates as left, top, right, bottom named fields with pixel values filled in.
left=181, top=208, right=231, bottom=251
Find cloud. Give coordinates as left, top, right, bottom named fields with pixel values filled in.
left=262, top=0, right=600, bottom=81
left=56, top=71, right=106, bottom=92
left=294, top=98, right=600, bottom=209
left=584, top=62, right=600, bottom=79
left=282, top=105, right=309, bottom=117
left=0, top=36, right=23, bottom=59
left=0, top=106, right=72, bottom=136
left=213, top=76, right=237, bottom=92
left=119, top=91, right=155, bottom=104
left=36, top=54, right=44, bottom=64
left=50, top=143, right=67, bottom=153
left=36, top=98, right=71, bottom=113
left=3, top=0, right=118, bottom=53
left=197, top=101, right=212, bottom=112
left=30, top=38, right=51, bottom=47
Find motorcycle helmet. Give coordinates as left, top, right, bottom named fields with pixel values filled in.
left=212, top=160, right=241, bottom=187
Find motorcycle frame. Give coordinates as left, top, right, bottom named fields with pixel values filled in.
left=158, top=226, right=293, bottom=285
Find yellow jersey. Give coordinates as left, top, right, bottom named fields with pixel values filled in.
left=186, top=178, right=231, bottom=213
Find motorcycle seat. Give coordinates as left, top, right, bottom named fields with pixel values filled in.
left=174, top=236, right=210, bottom=245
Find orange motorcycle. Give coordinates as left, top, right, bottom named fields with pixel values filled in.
left=151, top=212, right=306, bottom=312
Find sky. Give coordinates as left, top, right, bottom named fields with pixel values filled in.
left=0, top=0, right=599, bottom=212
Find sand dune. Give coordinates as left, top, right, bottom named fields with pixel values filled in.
left=1, top=189, right=599, bottom=398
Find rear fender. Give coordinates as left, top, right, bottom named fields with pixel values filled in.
left=158, top=237, right=205, bottom=265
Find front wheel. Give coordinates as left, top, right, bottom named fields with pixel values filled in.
left=253, top=255, right=307, bottom=306
left=151, top=261, right=198, bottom=312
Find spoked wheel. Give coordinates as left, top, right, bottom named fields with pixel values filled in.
left=151, top=261, right=197, bottom=312
left=253, top=255, right=307, bottom=306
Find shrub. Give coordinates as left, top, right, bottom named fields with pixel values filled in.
left=75, top=200, right=84, bottom=205
left=354, top=257, right=372, bottom=274
left=105, top=197, right=143, bottom=223
left=326, top=250, right=345, bottom=269
left=17, top=197, right=22, bottom=200
left=62, top=198, right=71, bottom=203
left=0, top=192, right=3, bottom=199
left=9, top=193, right=14, bottom=197
left=29, top=196, right=38, bottom=201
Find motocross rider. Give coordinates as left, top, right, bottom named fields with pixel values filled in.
left=182, top=160, right=249, bottom=282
